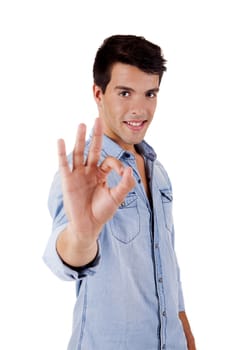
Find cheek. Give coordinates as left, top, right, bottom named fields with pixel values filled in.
left=149, top=102, right=157, bottom=116
left=105, top=98, right=121, bottom=115
left=110, top=104, right=126, bottom=120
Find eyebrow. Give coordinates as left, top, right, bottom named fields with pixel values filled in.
left=115, top=85, right=160, bottom=93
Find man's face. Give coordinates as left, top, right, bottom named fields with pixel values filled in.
left=94, top=63, right=160, bottom=152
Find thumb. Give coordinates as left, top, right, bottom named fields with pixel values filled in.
left=110, top=167, right=136, bottom=206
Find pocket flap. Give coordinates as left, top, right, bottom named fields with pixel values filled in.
left=119, top=192, right=137, bottom=208
left=159, top=189, right=173, bottom=202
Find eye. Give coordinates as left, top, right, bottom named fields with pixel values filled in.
left=119, top=90, right=130, bottom=97
left=146, top=91, right=157, bottom=98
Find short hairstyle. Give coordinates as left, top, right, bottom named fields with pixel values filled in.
left=93, top=34, right=167, bottom=93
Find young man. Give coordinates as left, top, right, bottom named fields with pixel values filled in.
left=43, top=35, right=196, bottom=349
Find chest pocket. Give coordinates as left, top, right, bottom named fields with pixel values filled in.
left=160, top=189, right=173, bottom=233
left=109, top=192, right=140, bottom=244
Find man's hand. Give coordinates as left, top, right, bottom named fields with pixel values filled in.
left=56, top=118, right=135, bottom=266
left=179, top=311, right=196, bottom=350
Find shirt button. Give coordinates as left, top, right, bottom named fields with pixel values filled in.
left=155, top=243, right=159, bottom=249
left=158, top=277, right=163, bottom=283
left=162, top=345, right=166, bottom=349
left=124, top=152, right=131, bottom=158
left=138, top=179, right=141, bottom=184
left=162, top=311, right=166, bottom=317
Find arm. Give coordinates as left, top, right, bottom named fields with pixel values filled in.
left=56, top=118, right=135, bottom=268
left=179, top=311, right=196, bottom=350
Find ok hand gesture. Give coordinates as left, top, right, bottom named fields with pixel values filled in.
left=56, top=118, right=135, bottom=267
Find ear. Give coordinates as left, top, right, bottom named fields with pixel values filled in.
left=93, top=84, right=103, bottom=103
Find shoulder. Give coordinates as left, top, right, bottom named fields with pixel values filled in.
left=153, top=159, right=172, bottom=191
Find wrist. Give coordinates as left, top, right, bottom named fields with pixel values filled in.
left=56, top=225, right=98, bottom=267
left=62, top=244, right=100, bottom=272
left=66, top=223, right=97, bottom=252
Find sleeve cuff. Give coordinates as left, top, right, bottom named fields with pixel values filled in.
left=43, top=224, right=101, bottom=281
left=61, top=244, right=101, bottom=278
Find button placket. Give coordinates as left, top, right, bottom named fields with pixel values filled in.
left=153, top=241, right=167, bottom=349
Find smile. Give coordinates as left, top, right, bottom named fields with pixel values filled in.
left=126, top=121, right=144, bottom=127
left=123, top=120, right=147, bottom=130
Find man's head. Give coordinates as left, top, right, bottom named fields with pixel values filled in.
left=93, top=35, right=167, bottom=152
left=93, top=34, right=166, bottom=94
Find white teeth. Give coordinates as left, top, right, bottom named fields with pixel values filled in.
left=127, top=121, right=143, bottom=126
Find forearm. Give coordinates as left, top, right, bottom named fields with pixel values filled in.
left=179, top=311, right=196, bottom=349
left=56, top=225, right=98, bottom=268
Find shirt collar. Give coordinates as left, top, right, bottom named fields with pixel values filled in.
left=101, top=134, right=157, bottom=161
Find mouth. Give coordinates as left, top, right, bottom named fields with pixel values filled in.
left=123, top=120, right=147, bottom=130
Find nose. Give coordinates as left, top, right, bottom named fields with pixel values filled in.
left=129, top=96, right=146, bottom=117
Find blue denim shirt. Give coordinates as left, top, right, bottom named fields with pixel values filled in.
left=43, top=135, right=187, bottom=350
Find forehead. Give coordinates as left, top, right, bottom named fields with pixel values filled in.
left=109, top=62, right=160, bottom=88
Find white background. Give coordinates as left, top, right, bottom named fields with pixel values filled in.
left=0, top=1, right=232, bottom=349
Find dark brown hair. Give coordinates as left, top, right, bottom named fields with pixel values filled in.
left=93, top=34, right=167, bottom=93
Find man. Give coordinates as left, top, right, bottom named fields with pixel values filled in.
left=43, top=35, right=196, bottom=349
